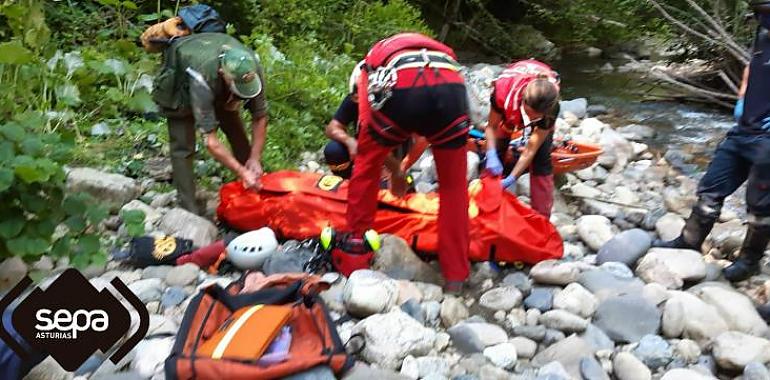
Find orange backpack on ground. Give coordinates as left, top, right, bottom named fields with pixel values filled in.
left=165, top=273, right=353, bottom=379
left=217, top=171, right=563, bottom=265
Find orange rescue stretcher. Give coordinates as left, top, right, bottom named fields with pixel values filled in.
left=466, top=129, right=603, bottom=175
left=217, top=171, right=564, bottom=265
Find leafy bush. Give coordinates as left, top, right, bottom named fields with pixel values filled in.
left=0, top=112, right=107, bottom=266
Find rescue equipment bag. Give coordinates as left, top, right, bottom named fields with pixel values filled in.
left=165, top=273, right=353, bottom=379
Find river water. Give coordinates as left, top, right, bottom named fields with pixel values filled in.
left=553, top=54, right=735, bottom=172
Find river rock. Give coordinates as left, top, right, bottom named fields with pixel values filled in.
left=66, top=167, right=140, bottom=212
left=581, top=356, right=610, bottom=380
left=577, top=215, right=615, bottom=251
left=704, top=220, right=746, bottom=256
left=633, top=335, right=673, bottom=369
left=618, top=124, right=655, bottom=141
left=396, top=280, right=423, bottom=304
left=655, top=213, right=686, bottom=242
left=660, top=368, right=714, bottom=380
left=0, top=257, right=28, bottom=294
left=578, top=118, right=607, bottom=143
left=662, top=291, right=728, bottom=340
left=483, top=342, right=517, bottom=369
left=711, top=331, right=770, bottom=370
left=158, top=208, right=217, bottom=248
left=400, top=355, right=449, bottom=379
left=581, top=324, right=615, bottom=351
left=502, top=272, right=532, bottom=294
left=532, top=335, right=596, bottom=379
left=572, top=182, right=603, bottom=198
left=613, top=352, right=651, bottom=380
left=414, top=282, right=443, bottom=302
left=593, top=295, right=660, bottom=343
left=372, top=235, right=442, bottom=283
left=422, top=301, right=441, bottom=327
left=553, top=283, right=598, bottom=318
left=693, top=285, right=769, bottom=336
left=141, top=265, right=172, bottom=280
left=524, top=287, right=554, bottom=312
left=530, top=260, right=581, bottom=285
left=599, top=262, right=633, bottom=279
left=448, top=322, right=508, bottom=354
left=743, top=362, right=770, bottom=380
left=560, top=98, right=588, bottom=119
left=538, top=361, right=572, bottom=379
left=400, top=299, right=425, bottom=324
left=343, top=270, right=398, bottom=318
left=635, top=248, right=706, bottom=289
left=596, top=229, right=651, bottom=267
left=25, top=356, right=72, bottom=380
left=479, top=287, right=522, bottom=311
left=161, top=286, right=188, bottom=309
left=513, top=325, right=547, bottom=341
left=578, top=269, right=645, bottom=301
left=164, top=263, right=199, bottom=287
left=440, top=296, right=468, bottom=328
left=599, top=128, right=633, bottom=171
left=342, top=362, right=410, bottom=380
left=642, top=283, right=669, bottom=306
left=128, top=278, right=163, bottom=303
left=131, top=337, right=173, bottom=378
left=674, top=339, right=701, bottom=364
left=353, top=310, right=436, bottom=370
left=510, top=337, right=537, bottom=359
left=540, top=310, right=589, bottom=333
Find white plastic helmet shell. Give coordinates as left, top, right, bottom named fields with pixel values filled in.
left=348, top=60, right=365, bottom=95
left=226, top=227, right=278, bottom=270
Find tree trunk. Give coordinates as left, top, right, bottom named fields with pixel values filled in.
left=439, top=0, right=462, bottom=42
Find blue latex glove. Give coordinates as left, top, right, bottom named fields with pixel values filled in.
left=501, top=174, right=517, bottom=190
left=734, top=98, right=744, bottom=122
left=485, top=148, right=503, bottom=176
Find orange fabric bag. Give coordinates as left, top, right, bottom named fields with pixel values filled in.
left=217, top=171, right=563, bottom=264
left=166, top=273, right=353, bottom=379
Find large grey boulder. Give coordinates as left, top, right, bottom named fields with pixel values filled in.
left=532, top=334, right=596, bottom=379
left=662, top=291, right=728, bottom=341
left=66, top=167, right=140, bottom=212
left=352, top=310, right=436, bottom=370
left=635, top=248, right=706, bottom=289
left=372, top=235, right=442, bottom=283
left=596, top=229, right=651, bottom=267
left=593, top=295, right=661, bottom=343
left=158, top=208, right=217, bottom=248
left=693, top=285, right=769, bottom=336
left=712, top=331, right=770, bottom=370
left=343, top=270, right=399, bottom=318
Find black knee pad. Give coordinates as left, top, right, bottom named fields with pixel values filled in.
left=323, top=140, right=353, bottom=179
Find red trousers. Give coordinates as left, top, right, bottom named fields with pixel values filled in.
left=346, top=124, right=471, bottom=282
left=530, top=174, right=554, bottom=218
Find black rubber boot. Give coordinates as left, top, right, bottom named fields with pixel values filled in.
left=723, top=223, right=770, bottom=282
left=652, top=212, right=716, bottom=251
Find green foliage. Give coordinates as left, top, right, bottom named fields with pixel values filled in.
left=248, top=0, right=432, bottom=57
left=0, top=113, right=107, bottom=266
left=244, top=35, right=355, bottom=169
left=120, top=209, right=145, bottom=237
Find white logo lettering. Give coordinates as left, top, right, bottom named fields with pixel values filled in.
left=35, top=309, right=109, bottom=339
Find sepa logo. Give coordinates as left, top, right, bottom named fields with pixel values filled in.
left=0, top=268, right=149, bottom=371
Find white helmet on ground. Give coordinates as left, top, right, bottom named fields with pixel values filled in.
left=348, top=60, right=365, bottom=95
left=226, top=227, right=278, bottom=270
